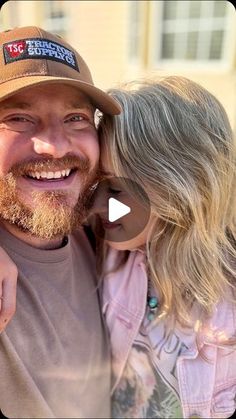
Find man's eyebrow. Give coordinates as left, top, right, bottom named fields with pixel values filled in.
left=1, top=102, right=32, bottom=110
left=70, top=101, right=95, bottom=112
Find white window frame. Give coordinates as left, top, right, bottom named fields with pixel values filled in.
left=127, top=0, right=143, bottom=66
left=43, top=1, right=69, bottom=34
left=150, top=0, right=236, bottom=72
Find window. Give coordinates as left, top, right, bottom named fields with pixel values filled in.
left=155, top=1, right=230, bottom=63
left=0, top=0, right=19, bottom=29
left=43, top=0, right=68, bottom=37
left=128, top=1, right=142, bottom=62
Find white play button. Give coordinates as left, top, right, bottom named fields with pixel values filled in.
left=88, top=177, right=151, bottom=242
left=108, top=197, right=131, bottom=222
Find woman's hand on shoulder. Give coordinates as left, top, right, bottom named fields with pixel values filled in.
left=0, top=247, right=18, bottom=333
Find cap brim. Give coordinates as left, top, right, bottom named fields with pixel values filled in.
left=0, top=76, right=121, bottom=115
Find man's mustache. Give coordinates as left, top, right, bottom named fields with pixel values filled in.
left=8, top=155, right=90, bottom=177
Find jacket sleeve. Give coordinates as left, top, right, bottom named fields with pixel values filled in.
left=211, top=345, right=236, bottom=418
left=211, top=300, right=236, bottom=418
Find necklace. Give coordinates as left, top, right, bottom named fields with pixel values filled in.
left=147, top=279, right=159, bottom=321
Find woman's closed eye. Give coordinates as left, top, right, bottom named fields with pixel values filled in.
left=108, top=187, right=122, bottom=195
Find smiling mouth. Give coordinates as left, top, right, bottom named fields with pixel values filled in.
left=24, top=168, right=76, bottom=181
left=101, top=219, right=121, bottom=229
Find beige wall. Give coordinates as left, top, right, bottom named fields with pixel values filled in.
left=67, top=1, right=129, bottom=89
left=1, top=0, right=236, bottom=130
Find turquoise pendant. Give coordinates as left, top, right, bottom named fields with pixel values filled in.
left=147, top=296, right=158, bottom=309
left=147, top=296, right=159, bottom=321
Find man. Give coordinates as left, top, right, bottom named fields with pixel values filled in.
left=0, top=26, right=121, bottom=418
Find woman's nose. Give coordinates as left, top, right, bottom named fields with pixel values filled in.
left=90, top=183, right=109, bottom=217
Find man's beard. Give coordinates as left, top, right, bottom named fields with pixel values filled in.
left=0, top=156, right=98, bottom=240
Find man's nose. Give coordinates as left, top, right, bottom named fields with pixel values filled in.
left=32, top=125, right=72, bottom=158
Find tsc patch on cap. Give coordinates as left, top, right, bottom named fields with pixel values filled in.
left=3, top=37, right=80, bottom=71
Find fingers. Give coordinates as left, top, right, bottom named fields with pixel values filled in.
left=0, top=267, right=18, bottom=333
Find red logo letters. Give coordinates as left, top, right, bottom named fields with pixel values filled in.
left=5, top=41, right=26, bottom=58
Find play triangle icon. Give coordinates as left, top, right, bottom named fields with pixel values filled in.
left=108, top=197, right=131, bottom=222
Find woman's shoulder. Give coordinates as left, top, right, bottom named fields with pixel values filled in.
left=201, top=288, right=236, bottom=345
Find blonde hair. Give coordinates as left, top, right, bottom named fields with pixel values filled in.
left=99, top=76, right=236, bottom=328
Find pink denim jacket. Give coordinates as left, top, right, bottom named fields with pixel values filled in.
left=102, top=249, right=236, bottom=418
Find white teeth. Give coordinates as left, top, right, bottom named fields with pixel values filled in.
left=54, top=171, right=62, bottom=179
left=28, top=168, right=72, bottom=180
left=47, top=172, right=54, bottom=179
left=40, top=172, right=47, bottom=178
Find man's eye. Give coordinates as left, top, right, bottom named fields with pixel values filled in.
left=9, top=116, right=30, bottom=122
left=2, top=115, right=34, bottom=131
left=65, top=115, right=86, bottom=123
left=71, top=115, right=84, bottom=121
left=9, top=116, right=31, bottom=122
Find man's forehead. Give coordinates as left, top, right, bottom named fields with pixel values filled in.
left=0, top=85, right=94, bottom=110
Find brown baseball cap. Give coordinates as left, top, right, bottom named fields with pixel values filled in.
left=0, top=26, right=121, bottom=115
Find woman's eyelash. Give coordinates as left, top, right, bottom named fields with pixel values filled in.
left=108, top=187, right=121, bottom=194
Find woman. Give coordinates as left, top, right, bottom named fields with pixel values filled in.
left=95, top=76, right=236, bottom=418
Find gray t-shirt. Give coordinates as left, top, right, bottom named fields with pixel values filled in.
left=0, top=225, right=110, bottom=418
